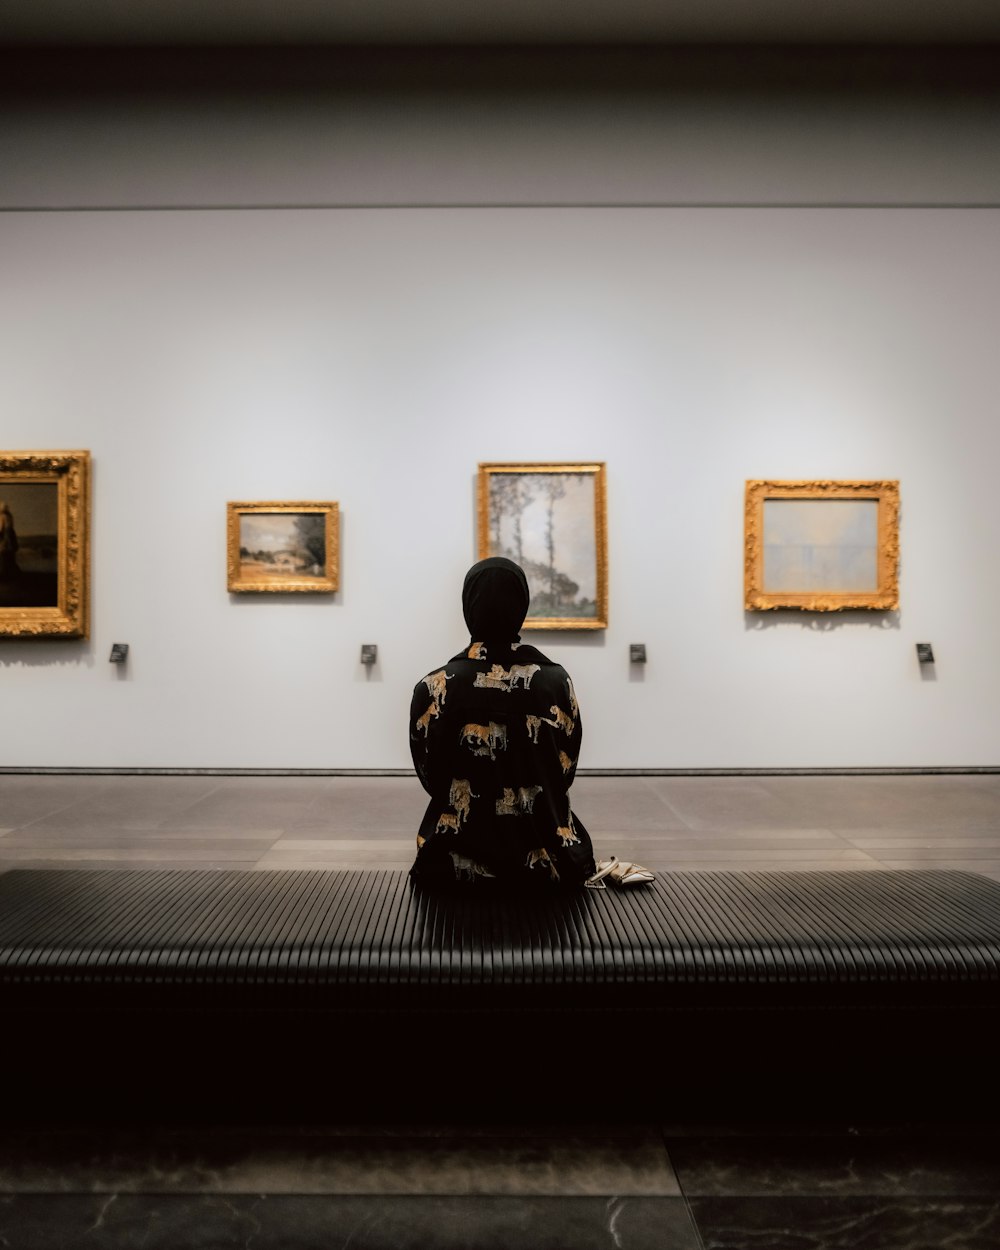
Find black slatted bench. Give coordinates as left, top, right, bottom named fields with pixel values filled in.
left=2, top=867, right=999, bottom=1120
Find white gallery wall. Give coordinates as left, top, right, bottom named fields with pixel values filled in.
left=2, top=59, right=999, bottom=769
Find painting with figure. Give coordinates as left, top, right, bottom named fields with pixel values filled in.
left=478, top=463, right=608, bottom=629
left=227, top=502, right=339, bottom=593
left=745, top=480, right=899, bottom=611
left=0, top=482, right=59, bottom=608
left=0, top=450, right=89, bottom=638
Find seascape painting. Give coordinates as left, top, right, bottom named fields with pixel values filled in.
left=0, top=481, right=59, bottom=608
left=744, top=479, right=899, bottom=611
left=479, top=463, right=608, bottom=628
left=763, top=498, right=879, bottom=593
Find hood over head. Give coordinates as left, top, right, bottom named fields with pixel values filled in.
left=462, top=557, right=530, bottom=645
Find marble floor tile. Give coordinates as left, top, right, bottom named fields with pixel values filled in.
left=0, top=825, right=285, bottom=845
left=0, top=843, right=275, bottom=862
left=8, top=778, right=222, bottom=832
left=688, top=1195, right=1000, bottom=1250
left=667, top=1134, right=1000, bottom=1196
left=0, top=778, right=116, bottom=826
left=284, top=820, right=425, bottom=840
left=294, top=781, right=429, bottom=834
left=605, top=846, right=879, bottom=863
left=570, top=778, right=691, bottom=832
left=0, top=860, right=259, bottom=874
left=652, top=859, right=885, bottom=873
left=643, top=778, right=833, bottom=833
left=265, top=839, right=416, bottom=859
left=595, top=829, right=850, bottom=844
left=878, top=859, right=1000, bottom=878
left=755, top=775, right=1000, bottom=833
left=1, top=773, right=999, bottom=875
left=841, top=827, right=1000, bottom=841
left=160, top=781, right=323, bottom=831
left=253, top=859, right=413, bottom=871
left=0, top=1194, right=701, bottom=1250
left=0, top=835, right=281, bottom=852
left=846, top=839, right=1000, bottom=856
left=592, top=835, right=853, bottom=853
left=0, top=1128, right=679, bottom=1196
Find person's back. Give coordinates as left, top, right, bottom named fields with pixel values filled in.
left=409, top=558, right=596, bottom=889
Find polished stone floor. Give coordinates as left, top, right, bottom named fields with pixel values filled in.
left=2, top=771, right=1000, bottom=878
left=1, top=772, right=999, bottom=1248
left=1, top=1119, right=998, bottom=1248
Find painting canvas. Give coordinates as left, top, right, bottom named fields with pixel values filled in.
left=478, top=463, right=608, bottom=629
left=227, top=502, right=339, bottom=593
left=0, top=483, right=59, bottom=608
left=0, top=451, right=89, bottom=638
left=745, top=480, right=899, bottom=611
left=763, top=499, right=879, bottom=594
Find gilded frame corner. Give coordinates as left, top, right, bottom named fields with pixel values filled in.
left=477, top=461, right=608, bottom=630
left=744, top=479, right=900, bottom=612
left=227, top=501, right=340, bottom=594
left=0, top=450, right=90, bottom=639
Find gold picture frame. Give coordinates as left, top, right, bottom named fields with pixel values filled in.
left=745, top=479, right=900, bottom=611
left=0, top=451, right=90, bottom=638
left=227, top=501, right=339, bottom=593
left=477, top=462, right=608, bottom=630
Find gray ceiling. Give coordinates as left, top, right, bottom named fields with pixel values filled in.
left=3, top=0, right=1000, bottom=45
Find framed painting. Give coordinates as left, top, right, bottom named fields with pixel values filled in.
left=0, top=451, right=90, bottom=638
left=477, top=462, right=608, bottom=629
left=745, top=479, right=900, bottom=611
left=227, top=501, right=339, bottom=593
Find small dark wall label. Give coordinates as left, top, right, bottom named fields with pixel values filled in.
left=916, top=643, right=935, bottom=664
left=109, top=643, right=129, bottom=664
left=629, top=644, right=647, bottom=664
left=360, top=644, right=378, bottom=666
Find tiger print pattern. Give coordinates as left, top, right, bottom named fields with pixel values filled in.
left=410, top=639, right=593, bottom=888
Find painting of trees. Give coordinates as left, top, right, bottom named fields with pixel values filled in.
left=479, top=464, right=607, bottom=628
left=293, top=514, right=326, bottom=568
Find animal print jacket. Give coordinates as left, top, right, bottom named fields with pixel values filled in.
left=409, top=640, right=596, bottom=888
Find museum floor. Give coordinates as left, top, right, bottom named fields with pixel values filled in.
left=3, top=771, right=1000, bottom=878
left=1, top=772, right=999, bottom=1249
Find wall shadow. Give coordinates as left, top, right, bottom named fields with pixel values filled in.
left=227, top=593, right=342, bottom=608
left=524, top=629, right=607, bottom=650
left=744, top=609, right=901, bottom=633
left=0, top=639, right=95, bottom=668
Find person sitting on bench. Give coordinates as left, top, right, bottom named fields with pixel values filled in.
left=409, top=556, right=597, bottom=889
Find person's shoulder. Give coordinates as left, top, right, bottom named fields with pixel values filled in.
left=511, top=643, right=570, bottom=678
left=413, top=651, right=474, bottom=695
left=509, top=642, right=558, bottom=667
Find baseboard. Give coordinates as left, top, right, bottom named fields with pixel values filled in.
left=1, top=766, right=998, bottom=778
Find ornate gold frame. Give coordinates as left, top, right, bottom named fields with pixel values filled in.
left=227, top=501, right=339, bottom=593
left=477, top=462, right=608, bottom=630
left=0, top=451, right=90, bottom=639
left=745, top=479, right=900, bottom=611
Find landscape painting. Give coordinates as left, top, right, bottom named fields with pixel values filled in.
left=745, top=480, right=900, bottom=611
left=0, top=450, right=90, bottom=638
left=478, top=463, right=608, bottom=629
left=227, top=502, right=339, bottom=593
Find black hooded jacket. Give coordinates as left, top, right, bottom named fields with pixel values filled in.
left=409, top=558, right=596, bottom=888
